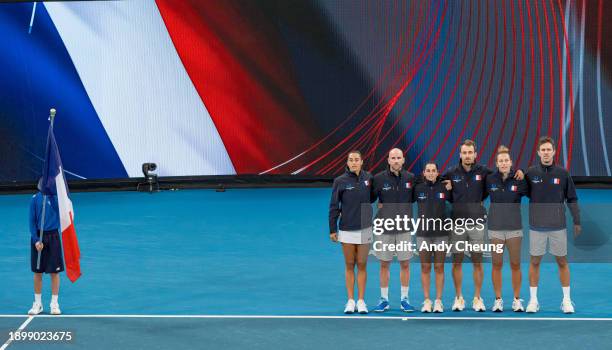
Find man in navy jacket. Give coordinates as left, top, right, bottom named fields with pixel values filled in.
left=371, top=148, right=416, bottom=313
left=442, top=140, right=523, bottom=312
left=525, top=137, right=581, bottom=314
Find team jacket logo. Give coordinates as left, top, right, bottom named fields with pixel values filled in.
left=552, top=178, right=561, bottom=185
left=489, top=184, right=498, bottom=191
left=531, top=176, right=543, bottom=184
left=474, top=174, right=482, bottom=181
left=345, top=185, right=355, bottom=190
left=405, top=182, right=412, bottom=189
left=417, top=193, right=427, bottom=200
left=382, top=184, right=392, bottom=191
left=452, top=175, right=462, bottom=183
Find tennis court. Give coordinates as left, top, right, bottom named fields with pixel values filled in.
left=1, top=188, right=611, bottom=349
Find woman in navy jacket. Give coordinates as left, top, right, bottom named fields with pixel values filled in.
left=329, top=150, right=375, bottom=314
left=413, top=162, right=452, bottom=312
left=485, top=146, right=528, bottom=312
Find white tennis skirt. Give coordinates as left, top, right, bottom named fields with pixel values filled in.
left=338, top=227, right=373, bottom=245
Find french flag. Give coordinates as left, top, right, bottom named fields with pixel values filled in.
left=40, top=122, right=81, bottom=283
left=510, top=185, right=518, bottom=191
left=438, top=193, right=446, bottom=199
left=553, top=178, right=561, bottom=185
left=475, top=174, right=482, bottom=181
left=406, top=182, right=412, bottom=189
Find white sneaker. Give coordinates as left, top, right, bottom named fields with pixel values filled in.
left=433, top=299, right=444, bottom=313
left=526, top=300, right=539, bottom=313
left=452, top=296, right=465, bottom=311
left=344, top=299, right=356, bottom=314
left=491, top=298, right=503, bottom=312
left=28, top=302, right=42, bottom=315
left=561, top=299, right=575, bottom=314
left=421, top=299, right=433, bottom=313
left=472, top=297, right=486, bottom=312
left=356, top=299, right=368, bottom=314
left=512, top=298, right=525, bottom=312
left=50, top=302, right=61, bottom=315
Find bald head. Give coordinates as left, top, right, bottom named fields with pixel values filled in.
left=389, top=148, right=403, bottom=157
left=388, top=148, right=405, bottom=173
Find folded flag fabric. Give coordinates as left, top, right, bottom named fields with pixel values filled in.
left=40, top=124, right=81, bottom=283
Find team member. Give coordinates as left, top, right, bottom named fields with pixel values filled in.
left=28, top=179, right=63, bottom=315
left=371, top=148, right=416, bottom=313
left=414, top=162, right=451, bottom=313
left=443, top=139, right=523, bottom=312
left=329, top=151, right=375, bottom=314
left=525, top=137, right=581, bottom=314
left=485, top=146, right=528, bottom=312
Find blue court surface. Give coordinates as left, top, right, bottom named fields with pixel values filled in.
left=1, top=188, right=611, bottom=349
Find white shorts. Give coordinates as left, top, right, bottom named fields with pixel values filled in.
left=489, top=229, right=523, bottom=241
left=529, top=229, right=567, bottom=257
left=338, top=227, right=373, bottom=245
left=373, top=232, right=413, bottom=261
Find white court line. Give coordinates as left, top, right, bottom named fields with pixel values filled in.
left=0, top=314, right=611, bottom=321
left=0, top=316, right=34, bottom=350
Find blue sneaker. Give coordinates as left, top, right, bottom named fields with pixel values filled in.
left=373, top=298, right=390, bottom=312
left=400, top=298, right=415, bottom=312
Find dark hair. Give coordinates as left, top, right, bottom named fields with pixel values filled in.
left=461, top=139, right=476, bottom=151
left=538, top=136, right=555, bottom=149
left=347, top=150, right=362, bottom=158
left=424, top=160, right=439, bottom=171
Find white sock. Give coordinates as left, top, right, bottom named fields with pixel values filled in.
left=34, top=294, right=41, bottom=304
left=381, top=287, right=389, bottom=300
left=51, top=295, right=58, bottom=305
left=530, top=287, right=538, bottom=303
left=562, top=286, right=571, bottom=301
left=401, top=286, right=409, bottom=300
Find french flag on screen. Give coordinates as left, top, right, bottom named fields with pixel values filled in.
left=438, top=193, right=445, bottom=199
left=40, top=124, right=81, bottom=283
left=553, top=178, right=561, bottom=185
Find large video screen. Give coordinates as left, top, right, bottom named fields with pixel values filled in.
left=1, top=0, right=611, bottom=180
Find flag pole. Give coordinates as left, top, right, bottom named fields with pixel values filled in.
left=36, top=194, right=47, bottom=269
left=28, top=2, right=37, bottom=35
left=36, top=108, right=57, bottom=270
